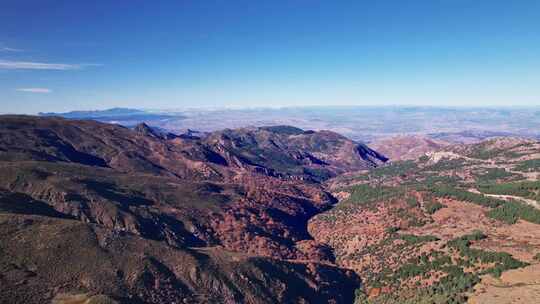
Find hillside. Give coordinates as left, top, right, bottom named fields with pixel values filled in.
left=203, top=125, right=387, bottom=181
left=0, top=194, right=358, bottom=304
left=369, top=135, right=450, bottom=161
left=3, top=115, right=539, bottom=303
left=310, top=137, right=540, bottom=303
left=0, top=115, right=384, bottom=304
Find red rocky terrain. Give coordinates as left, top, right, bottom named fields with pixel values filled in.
left=0, top=115, right=386, bottom=304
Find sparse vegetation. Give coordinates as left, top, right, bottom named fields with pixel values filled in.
left=478, top=180, right=540, bottom=201
left=419, top=155, right=430, bottom=162
left=361, top=229, right=528, bottom=303
left=423, top=158, right=466, bottom=172
left=406, top=196, right=419, bottom=208
left=368, top=160, right=417, bottom=179
left=416, top=174, right=461, bottom=189
left=475, top=168, right=516, bottom=184
left=424, top=200, right=445, bottom=214
left=448, top=231, right=528, bottom=277
left=429, top=186, right=505, bottom=208
left=487, top=200, right=540, bottom=224
left=354, top=289, right=369, bottom=304
left=345, top=184, right=405, bottom=206
left=323, top=139, right=540, bottom=304
left=467, top=143, right=523, bottom=160
left=398, top=234, right=439, bottom=245
left=394, top=207, right=427, bottom=227
left=369, top=249, right=480, bottom=304
left=386, top=226, right=400, bottom=234
left=514, top=159, right=540, bottom=172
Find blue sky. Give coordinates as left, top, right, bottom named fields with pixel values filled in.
left=1, top=0, right=539, bottom=114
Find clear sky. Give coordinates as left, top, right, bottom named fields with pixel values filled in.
left=1, top=0, right=539, bottom=114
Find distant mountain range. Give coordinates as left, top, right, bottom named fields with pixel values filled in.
left=40, top=107, right=181, bottom=127
left=40, top=107, right=145, bottom=118
left=40, top=106, right=540, bottom=143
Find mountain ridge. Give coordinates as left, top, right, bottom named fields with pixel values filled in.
left=0, top=115, right=384, bottom=304
left=5, top=115, right=536, bottom=303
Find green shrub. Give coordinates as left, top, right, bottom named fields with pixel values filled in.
left=474, top=168, right=516, bottom=183
left=406, top=196, right=419, bottom=208
left=420, top=175, right=461, bottom=189
left=429, top=186, right=505, bottom=208
left=425, top=201, right=445, bottom=214
left=386, top=226, right=400, bottom=234
left=419, top=155, right=430, bottom=162
left=399, top=234, right=439, bottom=245
left=514, top=159, right=540, bottom=172
left=423, top=158, right=466, bottom=172
left=369, top=160, right=418, bottom=178
left=468, top=143, right=522, bottom=160
left=345, top=184, right=404, bottom=205
left=487, top=200, right=540, bottom=225
left=478, top=180, right=540, bottom=201
left=354, top=288, right=369, bottom=304
left=448, top=231, right=528, bottom=277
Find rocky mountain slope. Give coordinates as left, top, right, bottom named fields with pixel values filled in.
left=0, top=193, right=358, bottom=304
left=0, top=115, right=385, bottom=304
left=310, top=137, right=540, bottom=303
left=202, top=125, right=387, bottom=181
left=7, top=115, right=537, bottom=304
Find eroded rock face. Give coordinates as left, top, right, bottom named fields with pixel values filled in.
left=0, top=115, right=376, bottom=303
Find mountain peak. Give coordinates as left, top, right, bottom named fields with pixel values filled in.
left=134, top=122, right=179, bottom=140
left=134, top=122, right=154, bottom=134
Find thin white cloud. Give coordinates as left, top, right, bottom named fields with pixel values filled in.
left=0, top=47, right=24, bottom=52
left=0, top=60, right=101, bottom=70
left=16, top=88, right=52, bottom=93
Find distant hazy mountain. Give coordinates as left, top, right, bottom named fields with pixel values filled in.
left=39, top=107, right=145, bottom=118
left=39, top=107, right=181, bottom=127
left=39, top=106, right=540, bottom=142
